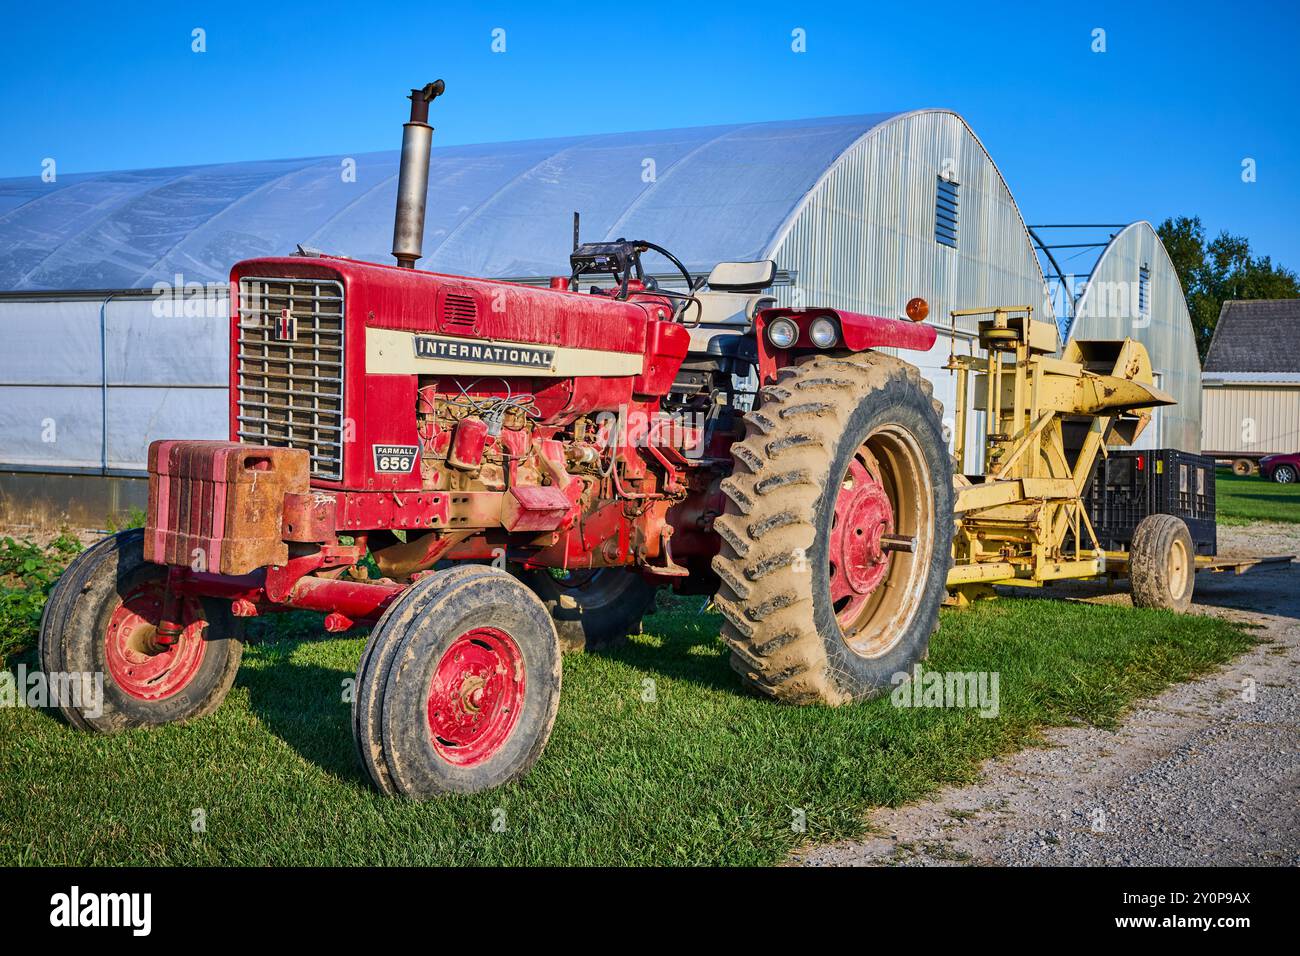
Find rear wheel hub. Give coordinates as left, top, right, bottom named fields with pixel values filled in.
left=829, top=454, right=895, bottom=624
left=825, top=424, right=934, bottom=658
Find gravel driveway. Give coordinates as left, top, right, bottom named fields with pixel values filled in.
left=794, top=521, right=1300, bottom=867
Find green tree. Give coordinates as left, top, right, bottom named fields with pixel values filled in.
left=1156, top=216, right=1300, bottom=363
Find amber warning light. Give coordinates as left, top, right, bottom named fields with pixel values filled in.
left=905, top=297, right=929, bottom=322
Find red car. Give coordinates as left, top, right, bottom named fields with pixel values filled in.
left=1259, top=452, right=1300, bottom=484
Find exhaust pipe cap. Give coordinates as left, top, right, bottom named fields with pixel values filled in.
left=392, top=80, right=446, bottom=268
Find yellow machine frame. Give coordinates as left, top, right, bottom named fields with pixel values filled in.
left=943, top=306, right=1175, bottom=605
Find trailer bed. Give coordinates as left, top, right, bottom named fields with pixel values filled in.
left=1103, top=552, right=1295, bottom=577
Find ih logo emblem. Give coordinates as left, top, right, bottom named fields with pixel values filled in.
left=272, top=308, right=297, bottom=341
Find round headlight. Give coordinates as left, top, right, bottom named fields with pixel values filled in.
left=809, top=317, right=838, bottom=348
left=766, top=317, right=798, bottom=349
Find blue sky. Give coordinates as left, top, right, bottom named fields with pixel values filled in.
left=2, top=0, right=1297, bottom=266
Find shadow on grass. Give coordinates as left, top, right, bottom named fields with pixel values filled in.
left=598, top=608, right=740, bottom=695
left=238, top=650, right=368, bottom=785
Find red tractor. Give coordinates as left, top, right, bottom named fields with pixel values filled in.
left=40, top=82, right=953, bottom=798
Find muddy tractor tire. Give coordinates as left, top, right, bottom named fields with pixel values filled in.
left=711, top=352, right=954, bottom=705
left=1130, top=513, right=1195, bottom=612
left=352, top=565, right=561, bottom=799
left=38, top=528, right=244, bottom=732
left=523, top=567, right=657, bottom=653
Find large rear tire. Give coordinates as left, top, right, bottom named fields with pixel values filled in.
left=523, top=567, right=657, bottom=653
left=38, top=529, right=243, bottom=732
left=1130, top=513, right=1195, bottom=612
left=353, top=566, right=561, bottom=798
left=712, top=353, right=954, bottom=705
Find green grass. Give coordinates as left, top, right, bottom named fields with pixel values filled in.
left=0, top=591, right=1253, bottom=866
left=1216, top=471, right=1300, bottom=525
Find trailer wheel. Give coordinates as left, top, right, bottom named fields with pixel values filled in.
left=1273, top=464, right=1297, bottom=484
left=39, top=529, right=243, bottom=732
left=1130, top=514, right=1195, bottom=612
left=712, top=352, right=954, bottom=705
left=353, top=567, right=561, bottom=798
left=523, top=567, right=657, bottom=652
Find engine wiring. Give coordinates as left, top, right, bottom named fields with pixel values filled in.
left=444, top=377, right=540, bottom=435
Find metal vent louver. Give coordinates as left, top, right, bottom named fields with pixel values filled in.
left=935, top=176, right=960, bottom=249
left=235, top=277, right=345, bottom=480
left=440, top=292, right=478, bottom=333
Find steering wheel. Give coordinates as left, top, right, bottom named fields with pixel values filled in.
left=633, top=240, right=702, bottom=322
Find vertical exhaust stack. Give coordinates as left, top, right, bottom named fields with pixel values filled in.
left=392, top=80, right=445, bottom=269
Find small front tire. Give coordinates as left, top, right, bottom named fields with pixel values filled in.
left=353, top=567, right=561, bottom=798
left=39, top=529, right=243, bottom=732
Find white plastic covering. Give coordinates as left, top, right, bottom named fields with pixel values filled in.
left=0, top=116, right=897, bottom=291
left=0, top=294, right=228, bottom=471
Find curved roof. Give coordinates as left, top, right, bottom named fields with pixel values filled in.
left=0, top=114, right=903, bottom=292
left=1069, top=221, right=1202, bottom=452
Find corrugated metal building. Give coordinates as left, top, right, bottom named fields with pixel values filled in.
left=1, top=110, right=1055, bottom=519
left=1066, top=221, right=1202, bottom=452
left=1201, top=299, right=1300, bottom=460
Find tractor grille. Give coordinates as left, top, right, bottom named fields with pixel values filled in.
left=236, top=277, right=345, bottom=480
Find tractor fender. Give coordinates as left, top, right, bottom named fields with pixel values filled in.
left=758, top=307, right=936, bottom=352
left=753, top=307, right=936, bottom=384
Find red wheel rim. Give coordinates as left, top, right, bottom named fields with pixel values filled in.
left=825, top=423, right=934, bottom=658
left=828, top=451, right=896, bottom=628
left=426, top=627, right=524, bottom=767
left=103, top=582, right=207, bottom=701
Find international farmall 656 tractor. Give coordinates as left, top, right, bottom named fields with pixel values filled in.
left=42, top=82, right=1004, bottom=797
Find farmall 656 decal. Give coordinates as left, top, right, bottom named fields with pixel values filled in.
left=373, top=444, right=419, bottom=473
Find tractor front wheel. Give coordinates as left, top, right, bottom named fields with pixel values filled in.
left=353, top=566, right=561, bottom=798
left=38, top=529, right=243, bottom=732
left=712, top=352, right=954, bottom=705
left=523, top=567, right=657, bottom=653
left=1130, top=513, right=1195, bottom=612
